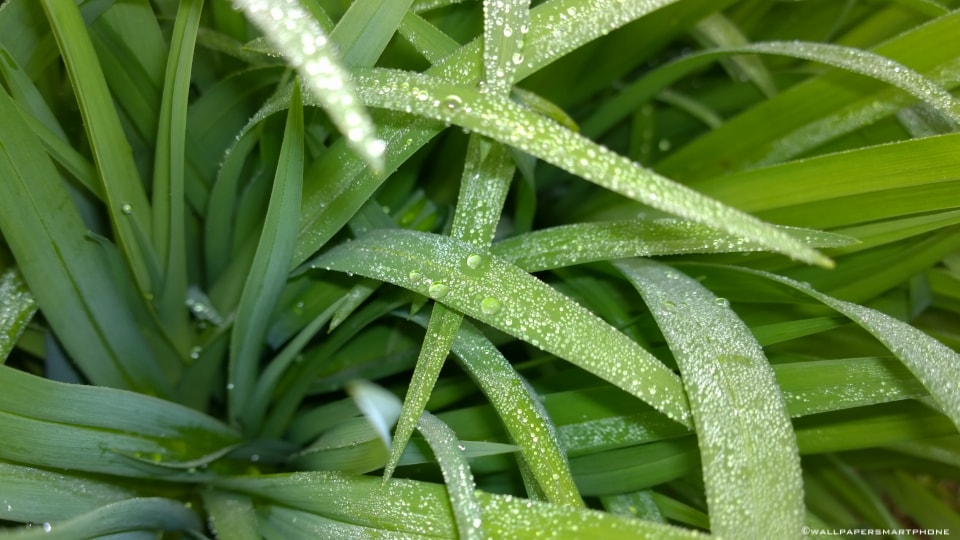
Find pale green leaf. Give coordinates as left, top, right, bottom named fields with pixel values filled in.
left=417, top=412, right=484, bottom=540
left=232, top=0, right=385, bottom=172
left=307, top=229, right=693, bottom=425
left=616, top=258, right=804, bottom=538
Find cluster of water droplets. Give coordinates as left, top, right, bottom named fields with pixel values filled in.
left=233, top=0, right=385, bottom=171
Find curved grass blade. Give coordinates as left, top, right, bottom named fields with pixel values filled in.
left=657, top=11, right=960, bottom=180
left=228, top=78, right=304, bottom=431
left=493, top=219, right=854, bottom=272
left=40, top=0, right=155, bottom=294
left=615, top=259, right=804, bottom=538
left=0, top=88, right=172, bottom=393
left=691, top=12, right=776, bottom=98
left=218, top=471, right=709, bottom=539
left=231, top=0, right=385, bottom=172
left=329, top=0, right=414, bottom=68
left=306, top=229, right=692, bottom=425
left=286, top=0, right=692, bottom=265
left=0, top=462, right=134, bottom=524
left=412, top=312, right=583, bottom=507
left=0, top=498, right=200, bottom=539
left=695, top=264, right=960, bottom=430
left=584, top=40, right=960, bottom=140
left=260, top=505, right=433, bottom=539
left=151, top=0, right=204, bottom=348
left=0, top=268, right=36, bottom=363
left=351, top=68, right=832, bottom=268
left=385, top=138, right=517, bottom=483
left=0, top=362, right=240, bottom=449
left=416, top=412, right=484, bottom=540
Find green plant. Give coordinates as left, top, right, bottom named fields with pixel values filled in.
left=1, top=0, right=959, bottom=537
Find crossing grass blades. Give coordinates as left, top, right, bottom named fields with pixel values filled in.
left=1, top=0, right=960, bottom=537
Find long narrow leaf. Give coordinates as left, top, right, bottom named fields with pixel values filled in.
left=152, top=0, right=204, bottom=347
left=493, top=219, right=853, bottom=272
left=232, top=0, right=385, bottom=172
left=616, top=259, right=804, bottom=539
left=349, top=68, right=832, bottom=267
left=40, top=0, right=155, bottom=294
left=694, top=264, right=960, bottom=430
left=229, top=78, right=304, bottom=431
left=416, top=412, right=484, bottom=540
left=0, top=88, right=173, bottom=392
left=329, top=0, right=414, bottom=68
left=0, top=498, right=200, bottom=539
left=306, top=229, right=693, bottom=425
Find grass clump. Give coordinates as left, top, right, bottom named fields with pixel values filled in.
left=1, top=0, right=959, bottom=537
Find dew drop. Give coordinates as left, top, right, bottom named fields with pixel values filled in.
left=480, top=296, right=502, bottom=315
left=658, top=138, right=672, bottom=152
left=714, top=297, right=730, bottom=307
left=511, top=52, right=524, bottom=65
left=442, top=94, right=463, bottom=110
left=466, top=254, right=483, bottom=269
left=189, top=346, right=202, bottom=360
left=409, top=270, right=423, bottom=282
left=428, top=282, right=449, bottom=299
left=503, top=25, right=513, bottom=37
left=121, top=203, right=133, bottom=215
left=42, top=523, right=51, bottom=533
left=226, top=383, right=235, bottom=391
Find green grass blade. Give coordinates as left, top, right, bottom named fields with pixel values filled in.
left=492, top=219, right=853, bottom=272
left=397, top=11, right=460, bottom=64
left=0, top=88, right=172, bottom=392
left=287, top=0, right=693, bottom=266
left=585, top=40, right=960, bottom=139
left=416, top=412, right=484, bottom=539
left=384, top=306, right=464, bottom=480
left=0, top=498, right=201, bottom=539
left=0, top=363, right=239, bottom=453
left=350, top=68, right=832, bottom=267
left=481, top=0, right=530, bottom=96
left=691, top=12, right=776, bottom=98
left=329, top=0, right=414, bottom=67
left=0, top=462, right=134, bottom=524
left=658, top=11, right=960, bottom=180
left=416, top=312, right=583, bottom=507
left=693, top=133, right=960, bottom=216
left=229, top=78, right=304, bottom=432
left=202, top=490, right=261, bottom=540
left=0, top=268, right=36, bottom=363
left=151, top=0, right=204, bottom=348
left=306, top=229, right=692, bottom=425
left=232, top=0, right=385, bottom=173
left=707, top=265, right=960, bottom=430
left=39, top=0, right=156, bottom=294
left=259, top=505, right=435, bottom=539
left=616, top=259, right=803, bottom=538
left=218, top=471, right=709, bottom=539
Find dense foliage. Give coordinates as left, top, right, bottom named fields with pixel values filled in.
left=1, top=0, right=959, bottom=538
